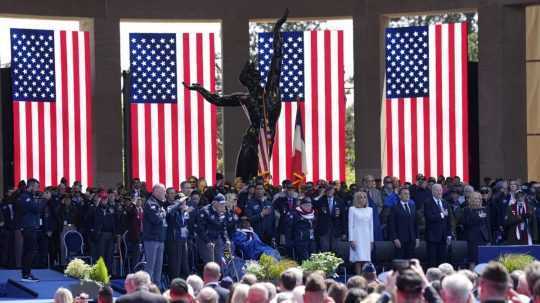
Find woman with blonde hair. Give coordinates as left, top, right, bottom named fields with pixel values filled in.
left=54, top=288, right=73, bottom=303
left=348, top=191, right=374, bottom=275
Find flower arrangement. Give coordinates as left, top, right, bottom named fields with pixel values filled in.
left=498, top=254, right=536, bottom=273
left=64, top=257, right=110, bottom=285
left=244, top=254, right=298, bottom=281
left=64, top=258, right=92, bottom=280
left=300, top=252, right=343, bottom=276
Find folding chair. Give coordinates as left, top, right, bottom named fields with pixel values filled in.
left=63, top=230, right=92, bottom=264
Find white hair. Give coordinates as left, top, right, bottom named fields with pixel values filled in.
left=231, top=283, right=250, bottom=303
left=291, top=286, right=305, bottom=303
left=198, top=287, right=219, bottom=303
left=131, top=270, right=152, bottom=289
left=54, top=287, right=73, bottom=303
left=187, top=274, right=204, bottom=296
left=247, top=283, right=270, bottom=303
left=439, top=263, right=455, bottom=276
left=263, top=282, right=277, bottom=300
left=442, top=274, right=473, bottom=303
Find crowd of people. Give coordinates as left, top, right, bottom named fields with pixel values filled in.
left=50, top=259, right=540, bottom=303
left=1, top=173, right=540, bottom=286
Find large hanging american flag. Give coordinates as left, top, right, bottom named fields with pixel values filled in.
left=11, top=28, right=93, bottom=188
left=129, top=33, right=217, bottom=189
left=258, top=30, right=346, bottom=185
left=382, top=23, right=469, bottom=183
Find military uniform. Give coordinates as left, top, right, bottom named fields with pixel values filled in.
left=94, top=202, right=118, bottom=271
left=288, top=200, right=317, bottom=262
left=273, top=192, right=298, bottom=255
left=19, top=190, right=44, bottom=280
left=166, top=201, right=191, bottom=279
left=244, top=196, right=275, bottom=245
left=142, top=195, right=167, bottom=285
left=196, top=199, right=236, bottom=265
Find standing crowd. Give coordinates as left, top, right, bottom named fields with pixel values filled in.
left=1, top=174, right=540, bottom=285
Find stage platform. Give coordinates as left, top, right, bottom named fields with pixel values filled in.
left=0, top=269, right=123, bottom=302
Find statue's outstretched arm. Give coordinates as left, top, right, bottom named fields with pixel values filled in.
left=264, top=9, right=288, bottom=95
left=182, top=82, right=245, bottom=107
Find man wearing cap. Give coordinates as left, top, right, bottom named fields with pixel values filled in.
left=313, top=185, right=347, bottom=253
left=288, top=197, right=317, bottom=261
left=93, top=190, right=119, bottom=272
left=197, top=194, right=237, bottom=264
left=143, top=184, right=168, bottom=286
left=245, top=184, right=275, bottom=245
left=504, top=190, right=538, bottom=245
left=273, top=181, right=298, bottom=255
left=166, top=193, right=192, bottom=279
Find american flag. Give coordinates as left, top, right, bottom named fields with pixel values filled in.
left=129, top=33, right=217, bottom=189
left=382, top=23, right=469, bottom=183
left=11, top=28, right=93, bottom=189
left=258, top=30, right=346, bottom=185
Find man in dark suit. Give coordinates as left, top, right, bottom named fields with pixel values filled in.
left=116, top=271, right=167, bottom=303
left=424, top=184, right=451, bottom=267
left=314, top=185, right=347, bottom=253
left=203, top=262, right=229, bottom=303
left=388, top=187, right=419, bottom=259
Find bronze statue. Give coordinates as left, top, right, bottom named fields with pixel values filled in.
left=183, top=10, right=288, bottom=182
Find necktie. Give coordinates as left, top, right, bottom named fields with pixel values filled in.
left=404, top=203, right=410, bottom=215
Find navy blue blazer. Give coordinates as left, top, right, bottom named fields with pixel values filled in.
left=388, top=200, right=418, bottom=243
left=424, top=197, right=452, bottom=242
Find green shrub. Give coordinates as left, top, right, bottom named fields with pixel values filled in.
left=498, top=254, right=536, bottom=273
left=244, top=254, right=298, bottom=281
left=300, top=252, right=343, bottom=276
left=89, top=257, right=110, bottom=285
left=64, top=258, right=92, bottom=280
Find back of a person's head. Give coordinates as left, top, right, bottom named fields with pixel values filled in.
left=231, top=283, right=250, bottom=303
left=170, top=278, right=190, bottom=298
left=347, top=276, right=367, bottom=290
left=425, top=268, right=443, bottom=283
left=304, top=274, right=327, bottom=303
left=285, top=268, right=304, bottom=287
left=510, top=270, right=524, bottom=290
left=533, top=280, right=540, bottom=302
left=241, top=274, right=258, bottom=286
left=98, top=286, right=113, bottom=303
left=328, top=283, right=347, bottom=303
left=204, top=262, right=222, bottom=282
left=441, top=274, right=473, bottom=303
left=292, top=286, right=306, bottom=303
left=54, top=287, right=73, bottom=303
left=149, top=283, right=161, bottom=294
left=360, top=293, right=381, bottom=303
left=187, top=274, right=204, bottom=296
left=526, top=261, right=540, bottom=295
left=344, top=288, right=367, bottom=303
left=281, top=270, right=298, bottom=291
left=246, top=283, right=270, bottom=303
left=457, top=270, right=478, bottom=286
left=198, top=287, right=220, bottom=303
left=479, top=262, right=510, bottom=302
left=438, top=263, right=455, bottom=277
left=131, top=270, right=152, bottom=290
left=263, top=282, right=277, bottom=301
left=395, top=269, right=423, bottom=303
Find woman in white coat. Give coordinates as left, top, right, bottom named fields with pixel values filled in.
left=348, top=190, right=374, bottom=274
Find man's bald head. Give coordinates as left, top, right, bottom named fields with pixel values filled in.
left=203, top=262, right=221, bottom=283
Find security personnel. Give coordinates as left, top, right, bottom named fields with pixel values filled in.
left=166, top=194, right=191, bottom=279
left=273, top=181, right=298, bottom=254
left=94, top=190, right=118, bottom=272
left=288, top=197, right=317, bottom=262
left=244, top=184, right=275, bottom=245
left=197, top=194, right=236, bottom=265
left=313, top=185, right=347, bottom=253
left=19, top=178, right=44, bottom=282
left=143, top=184, right=168, bottom=286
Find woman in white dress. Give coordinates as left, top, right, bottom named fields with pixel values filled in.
left=348, top=191, right=374, bottom=274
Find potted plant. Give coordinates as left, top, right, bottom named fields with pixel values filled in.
left=244, top=254, right=298, bottom=282
left=498, top=254, right=536, bottom=273
left=300, top=252, right=344, bottom=277
left=64, top=257, right=110, bottom=299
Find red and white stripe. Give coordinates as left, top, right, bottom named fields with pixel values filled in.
left=130, top=32, right=217, bottom=189
left=382, top=23, right=469, bottom=183
left=13, top=30, right=93, bottom=189
left=270, top=30, right=346, bottom=185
